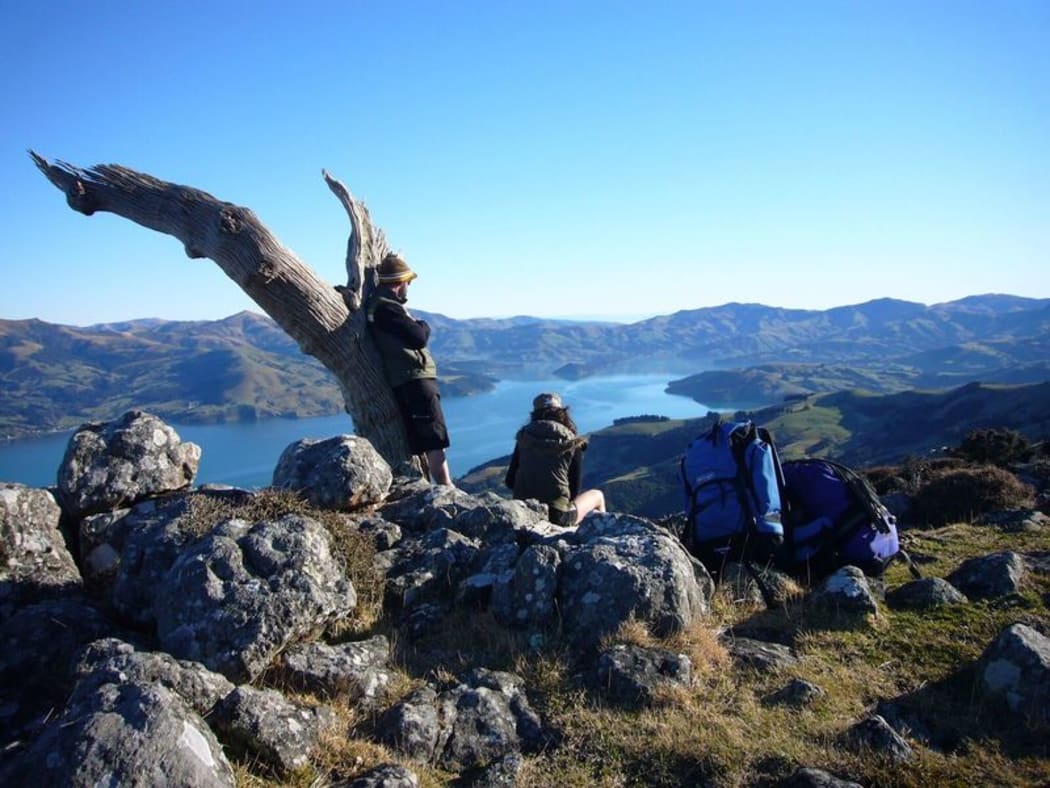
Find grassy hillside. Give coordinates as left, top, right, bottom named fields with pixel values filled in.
left=0, top=314, right=495, bottom=439
left=459, top=381, right=1050, bottom=517
left=3, top=294, right=1047, bottom=439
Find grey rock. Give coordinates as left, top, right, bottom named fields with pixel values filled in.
left=843, top=714, right=913, bottom=763
left=357, top=515, right=403, bottom=550
left=947, top=551, right=1026, bottom=600
left=595, top=643, right=692, bottom=706
left=80, top=506, right=132, bottom=587
left=104, top=491, right=248, bottom=627
left=154, top=513, right=356, bottom=682
left=214, top=685, right=336, bottom=774
left=450, top=494, right=546, bottom=545
left=7, top=678, right=235, bottom=787
left=466, top=752, right=524, bottom=787
left=379, top=686, right=443, bottom=763
left=440, top=669, right=547, bottom=770
left=764, top=678, right=826, bottom=707
left=380, top=670, right=548, bottom=770
left=56, top=410, right=201, bottom=519
left=977, top=509, right=1049, bottom=532
left=492, top=543, right=561, bottom=628
left=778, top=767, right=863, bottom=787
left=405, top=601, right=451, bottom=639
left=280, top=635, right=393, bottom=706
left=380, top=484, right=486, bottom=533
left=885, top=577, right=969, bottom=610
left=0, top=483, right=80, bottom=614
left=722, top=636, right=799, bottom=671
left=272, top=434, right=392, bottom=511
left=808, top=566, right=879, bottom=617
left=459, top=542, right=521, bottom=607
left=383, top=527, right=484, bottom=613
left=71, top=638, right=235, bottom=717
left=557, top=514, right=713, bottom=651
left=0, top=596, right=127, bottom=748
left=978, top=622, right=1050, bottom=726
left=336, top=763, right=421, bottom=787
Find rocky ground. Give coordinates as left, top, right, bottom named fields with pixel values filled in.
left=1, top=410, right=1047, bottom=787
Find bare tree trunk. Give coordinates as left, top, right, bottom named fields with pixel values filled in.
left=30, top=152, right=414, bottom=467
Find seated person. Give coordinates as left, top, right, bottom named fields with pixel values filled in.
left=505, top=392, right=605, bottom=525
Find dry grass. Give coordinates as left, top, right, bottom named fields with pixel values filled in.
left=226, top=516, right=1049, bottom=787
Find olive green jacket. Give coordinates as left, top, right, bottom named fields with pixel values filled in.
left=365, top=286, right=438, bottom=388
left=505, top=419, right=586, bottom=515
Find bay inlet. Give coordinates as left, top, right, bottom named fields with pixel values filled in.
left=0, top=375, right=714, bottom=490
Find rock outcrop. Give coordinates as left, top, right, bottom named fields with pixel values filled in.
left=2, top=409, right=1048, bottom=786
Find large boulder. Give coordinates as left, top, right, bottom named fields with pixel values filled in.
left=57, top=410, right=201, bottom=519
left=380, top=485, right=546, bottom=543
left=82, top=490, right=249, bottom=626
left=3, top=677, right=235, bottom=787
left=273, top=435, right=392, bottom=510
left=557, top=514, right=713, bottom=651
left=977, top=623, right=1050, bottom=727
left=154, top=513, right=357, bottom=682
left=0, top=483, right=80, bottom=615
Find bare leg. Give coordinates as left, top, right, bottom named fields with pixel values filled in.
left=426, top=448, right=454, bottom=487
left=573, top=488, right=606, bottom=524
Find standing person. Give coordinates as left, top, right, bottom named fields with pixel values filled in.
left=365, top=251, right=453, bottom=486
left=504, top=392, right=606, bottom=526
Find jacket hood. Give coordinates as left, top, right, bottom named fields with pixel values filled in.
left=516, top=419, right=584, bottom=455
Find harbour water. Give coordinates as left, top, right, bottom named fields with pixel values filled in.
left=0, top=374, right=714, bottom=490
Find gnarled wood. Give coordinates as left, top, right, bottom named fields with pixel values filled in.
left=30, top=151, right=413, bottom=466
left=323, top=169, right=388, bottom=311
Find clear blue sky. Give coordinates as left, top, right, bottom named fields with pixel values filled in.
left=2, top=1, right=1048, bottom=326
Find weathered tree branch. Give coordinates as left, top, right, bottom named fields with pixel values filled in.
left=30, top=151, right=413, bottom=466
left=323, top=169, right=388, bottom=311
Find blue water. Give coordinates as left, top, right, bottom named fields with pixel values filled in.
left=0, top=375, right=712, bottom=490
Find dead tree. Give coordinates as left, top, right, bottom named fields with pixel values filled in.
left=30, top=152, right=415, bottom=467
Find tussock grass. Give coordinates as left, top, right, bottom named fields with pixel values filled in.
left=230, top=517, right=1049, bottom=787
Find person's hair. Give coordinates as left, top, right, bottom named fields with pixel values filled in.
left=529, top=405, right=577, bottom=434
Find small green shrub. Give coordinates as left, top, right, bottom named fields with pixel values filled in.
left=911, top=464, right=1035, bottom=527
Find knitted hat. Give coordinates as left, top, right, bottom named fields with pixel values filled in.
left=377, top=252, right=418, bottom=284
left=532, top=392, right=564, bottom=411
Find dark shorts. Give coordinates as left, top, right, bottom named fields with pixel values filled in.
left=393, top=378, right=450, bottom=454
left=549, top=504, right=578, bottom=527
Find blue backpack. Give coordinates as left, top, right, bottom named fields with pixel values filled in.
left=679, top=420, right=785, bottom=573
left=779, top=458, right=909, bottom=579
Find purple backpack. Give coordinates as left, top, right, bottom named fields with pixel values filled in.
left=779, top=458, right=902, bottom=578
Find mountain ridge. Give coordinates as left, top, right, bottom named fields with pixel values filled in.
left=2, top=293, right=1047, bottom=440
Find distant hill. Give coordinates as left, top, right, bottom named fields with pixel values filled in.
left=459, top=380, right=1050, bottom=517
left=0, top=313, right=495, bottom=440
left=3, top=293, right=1047, bottom=440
